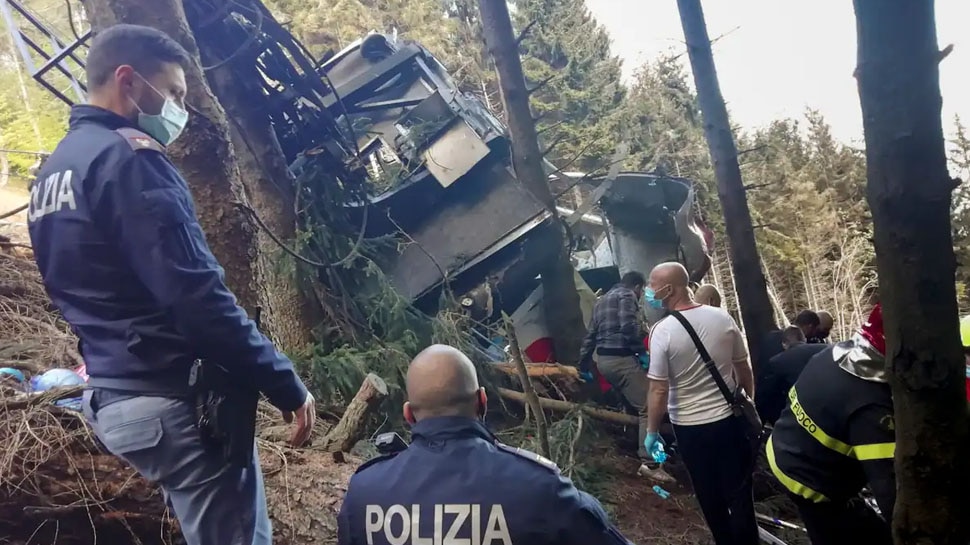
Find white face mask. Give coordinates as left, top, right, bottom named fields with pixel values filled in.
left=131, top=73, right=188, bottom=146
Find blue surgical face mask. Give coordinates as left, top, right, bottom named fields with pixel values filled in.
left=131, top=73, right=188, bottom=146
left=644, top=286, right=667, bottom=310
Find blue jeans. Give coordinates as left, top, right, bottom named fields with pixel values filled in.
left=82, top=391, right=272, bottom=545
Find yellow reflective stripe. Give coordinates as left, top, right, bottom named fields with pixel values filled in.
left=851, top=442, right=895, bottom=461
left=787, top=387, right=895, bottom=461
left=766, top=435, right=829, bottom=503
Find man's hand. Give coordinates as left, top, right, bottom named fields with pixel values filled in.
left=282, top=392, right=315, bottom=447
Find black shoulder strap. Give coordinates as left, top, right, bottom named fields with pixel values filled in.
left=353, top=451, right=401, bottom=474
left=668, top=310, right=735, bottom=406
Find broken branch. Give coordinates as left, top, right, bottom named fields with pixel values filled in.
left=514, top=20, right=537, bottom=46
left=541, top=134, right=567, bottom=158
left=527, top=75, right=555, bottom=97
left=504, top=313, right=551, bottom=458
left=496, top=387, right=637, bottom=426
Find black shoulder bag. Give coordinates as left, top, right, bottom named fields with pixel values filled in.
left=668, top=311, right=763, bottom=449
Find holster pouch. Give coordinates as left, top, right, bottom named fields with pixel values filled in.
left=188, top=359, right=259, bottom=468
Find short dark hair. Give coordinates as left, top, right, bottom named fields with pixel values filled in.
left=620, top=271, right=646, bottom=289
left=794, top=310, right=820, bottom=327
left=781, top=325, right=806, bottom=347
left=86, top=24, right=190, bottom=88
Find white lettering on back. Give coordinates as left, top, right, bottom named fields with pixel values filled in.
left=28, top=170, right=76, bottom=222
left=384, top=505, right=410, bottom=545
left=363, top=504, right=512, bottom=545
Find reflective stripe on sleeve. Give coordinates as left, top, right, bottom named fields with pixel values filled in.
left=766, top=435, right=829, bottom=503
left=787, top=387, right=895, bottom=461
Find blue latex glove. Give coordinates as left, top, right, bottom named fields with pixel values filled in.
left=637, top=353, right=650, bottom=370
left=644, top=432, right=667, bottom=463
left=579, top=370, right=595, bottom=383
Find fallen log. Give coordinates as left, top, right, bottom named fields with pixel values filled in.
left=497, top=387, right=637, bottom=426
left=318, top=373, right=388, bottom=453
left=491, top=362, right=579, bottom=379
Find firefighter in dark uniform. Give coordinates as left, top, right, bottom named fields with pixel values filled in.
left=767, top=304, right=894, bottom=545
left=27, top=25, right=315, bottom=545
left=338, top=344, right=634, bottom=545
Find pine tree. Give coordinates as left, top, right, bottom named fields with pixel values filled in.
left=514, top=0, right=625, bottom=172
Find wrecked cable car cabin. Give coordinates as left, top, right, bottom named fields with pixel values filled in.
left=0, top=0, right=713, bottom=362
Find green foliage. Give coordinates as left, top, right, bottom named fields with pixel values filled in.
left=736, top=112, right=874, bottom=335
left=495, top=409, right=615, bottom=495
left=620, top=54, right=719, bottom=226
left=515, top=0, right=625, bottom=172
left=0, top=0, right=77, bottom=186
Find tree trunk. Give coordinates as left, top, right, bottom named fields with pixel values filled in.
left=676, top=0, right=775, bottom=368
left=182, top=7, right=321, bottom=351
left=853, top=2, right=970, bottom=544
left=81, top=0, right=316, bottom=351
left=478, top=0, right=586, bottom=365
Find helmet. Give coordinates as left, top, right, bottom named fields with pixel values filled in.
left=961, top=315, right=970, bottom=348
left=859, top=304, right=885, bottom=356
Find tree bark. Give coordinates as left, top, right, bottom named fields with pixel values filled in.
left=478, top=0, right=586, bottom=365
left=853, top=2, right=970, bottom=544
left=81, top=0, right=320, bottom=352
left=181, top=6, right=321, bottom=351
left=676, top=0, right=776, bottom=368
left=318, top=373, right=387, bottom=453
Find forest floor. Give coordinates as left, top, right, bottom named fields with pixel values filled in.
left=595, top=449, right=712, bottom=544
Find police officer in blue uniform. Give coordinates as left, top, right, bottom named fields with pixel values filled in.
left=338, top=344, right=635, bottom=545
left=27, top=24, right=315, bottom=545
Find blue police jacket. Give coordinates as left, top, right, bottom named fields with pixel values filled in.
left=27, top=105, right=307, bottom=410
left=337, top=416, right=635, bottom=545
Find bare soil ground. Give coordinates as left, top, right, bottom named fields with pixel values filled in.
left=600, top=451, right=713, bottom=545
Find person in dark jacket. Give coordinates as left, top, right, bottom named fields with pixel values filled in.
left=27, top=25, right=314, bottom=545
left=767, top=305, right=894, bottom=545
left=756, top=310, right=821, bottom=386
left=756, top=326, right=829, bottom=425
left=338, top=345, right=634, bottom=545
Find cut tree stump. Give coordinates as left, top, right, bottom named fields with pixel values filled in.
left=318, top=373, right=388, bottom=453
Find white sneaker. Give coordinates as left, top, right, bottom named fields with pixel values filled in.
left=637, top=463, right=676, bottom=484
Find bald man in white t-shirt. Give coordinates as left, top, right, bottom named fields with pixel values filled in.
left=643, top=262, right=758, bottom=545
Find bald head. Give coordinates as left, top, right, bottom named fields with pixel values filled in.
left=647, top=262, right=691, bottom=310
left=695, top=284, right=722, bottom=307
left=405, top=344, right=484, bottom=422
left=650, top=262, right=689, bottom=288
